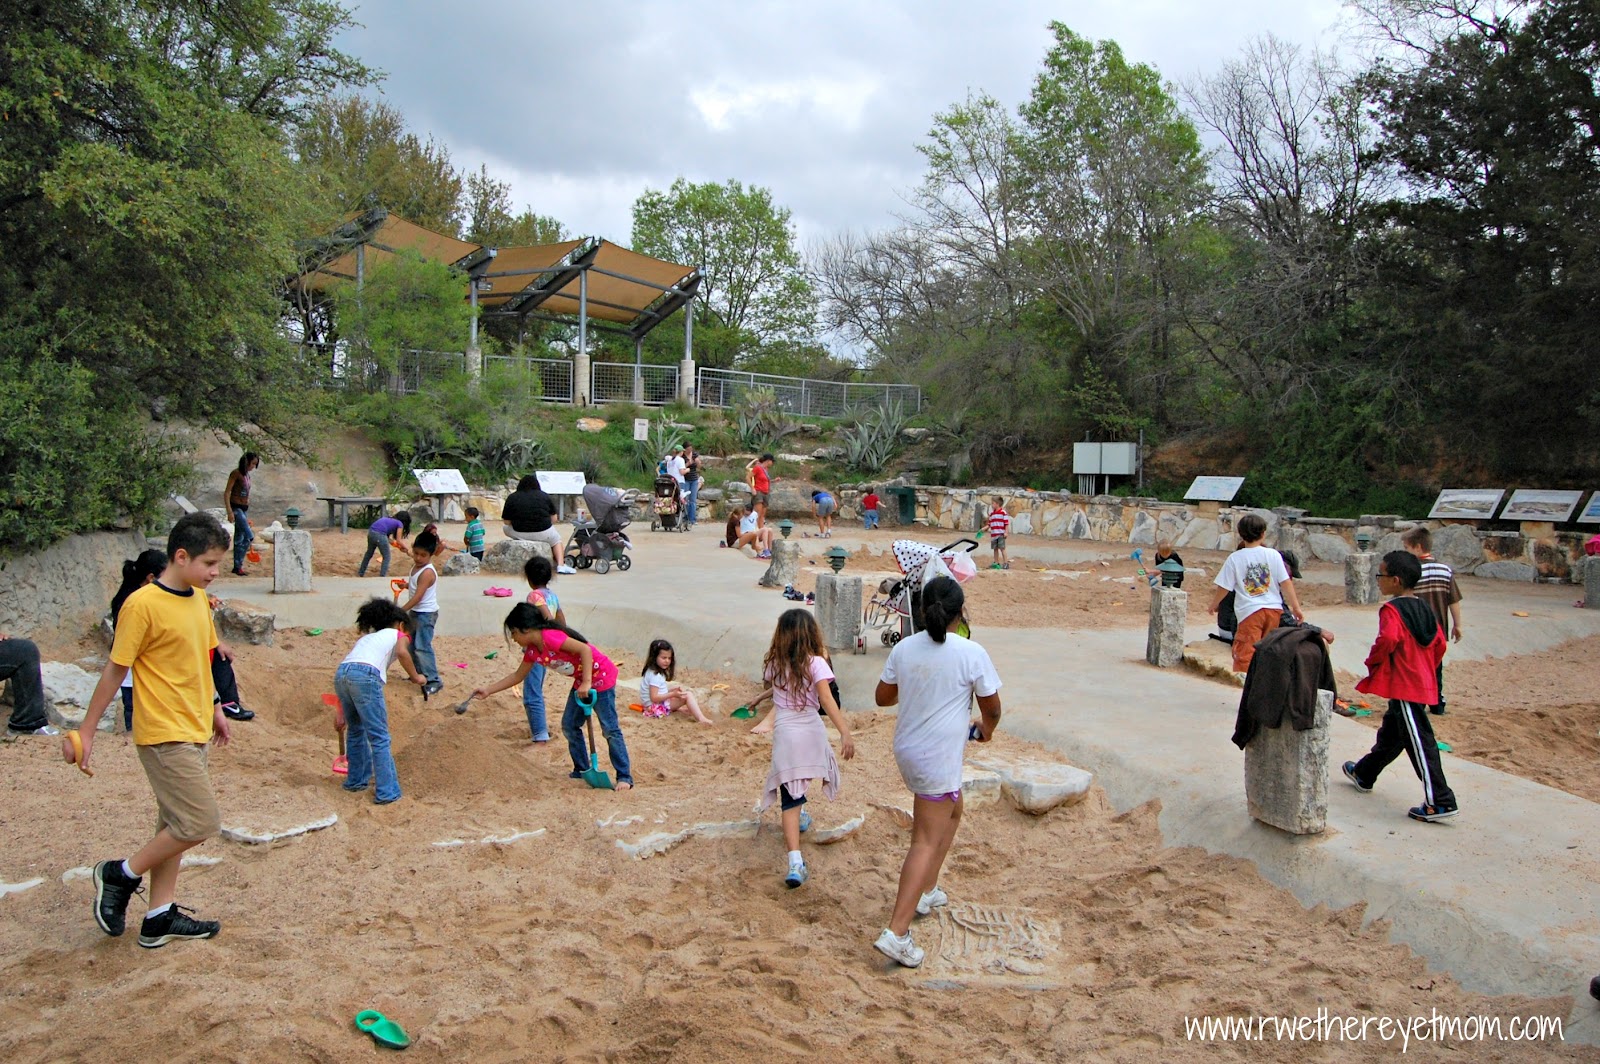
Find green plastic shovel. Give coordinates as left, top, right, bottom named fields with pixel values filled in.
left=577, top=691, right=613, bottom=790
left=355, top=1009, right=410, bottom=1050
left=730, top=705, right=756, bottom=719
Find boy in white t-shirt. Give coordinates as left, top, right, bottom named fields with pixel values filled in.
left=1208, top=513, right=1303, bottom=674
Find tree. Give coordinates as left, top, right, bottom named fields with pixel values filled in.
left=631, top=178, right=816, bottom=367
left=461, top=165, right=564, bottom=247
left=332, top=250, right=475, bottom=369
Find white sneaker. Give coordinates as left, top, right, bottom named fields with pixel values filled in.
left=7, top=723, right=59, bottom=737
left=915, top=886, right=948, bottom=916
left=557, top=565, right=577, bottom=575
left=874, top=928, right=924, bottom=968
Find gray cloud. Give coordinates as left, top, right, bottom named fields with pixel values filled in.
left=341, top=0, right=1345, bottom=242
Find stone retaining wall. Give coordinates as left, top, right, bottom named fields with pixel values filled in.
left=0, top=530, right=150, bottom=637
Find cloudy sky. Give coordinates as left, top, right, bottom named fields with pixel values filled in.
left=339, top=1, right=1348, bottom=246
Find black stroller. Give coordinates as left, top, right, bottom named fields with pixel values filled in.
left=563, top=483, right=634, bottom=574
left=649, top=475, right=686, bottom=532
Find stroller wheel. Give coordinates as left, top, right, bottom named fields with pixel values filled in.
left=883, top=630, right=900, bottom=647
left=595, top=557, right=610, bottom=574
left=577, top=556, right=593, bottom=570
left=616, top=555, right=632, bottom=571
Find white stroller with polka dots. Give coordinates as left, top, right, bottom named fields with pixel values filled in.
left=857, top=537, right=978, bottom=651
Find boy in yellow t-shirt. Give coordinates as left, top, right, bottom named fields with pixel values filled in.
left=75, top=513, right=234, bottom=949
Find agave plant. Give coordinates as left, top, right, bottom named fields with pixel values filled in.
left=839, top=399, right=912, bottom=473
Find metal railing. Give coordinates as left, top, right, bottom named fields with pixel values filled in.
left=482, top=354, right=573, bottom=403
left=326, top=349, right=465, bottom=396
left=695, top=367, right=920, bottom=418
left=591, top=361, right=679, bottom=406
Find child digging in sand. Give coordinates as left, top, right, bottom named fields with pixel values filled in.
left=470, top=603, right=633, bottom=790
left=756, top=610, right=856, bottom=888
left=873, top=576, right=1002, bottom=968
left=334, top=599, right=428, bottom=804
left=640, top=639, right=713, bottom=723
left=75, top=513, right=234, bottom=949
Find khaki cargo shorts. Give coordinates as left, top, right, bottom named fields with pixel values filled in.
left=137, top=741, right=222, bottom=841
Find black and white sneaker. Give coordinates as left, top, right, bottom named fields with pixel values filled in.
left=138, top=904, right=220, bottom=948
left=220, top=703, right=255, bottom=721
left=1341, top=762, right=1372, bottom=793
left=423, top=681, right=444, bottom=697
left=1408, top=803, right=1458, bottom=823
left=92, top=860, right=144, bottom=937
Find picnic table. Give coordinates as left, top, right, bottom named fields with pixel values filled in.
left=316, top=496, right=388, bottom=534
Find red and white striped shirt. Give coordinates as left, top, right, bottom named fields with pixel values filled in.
left=987, top=508, right=1010, bottom=537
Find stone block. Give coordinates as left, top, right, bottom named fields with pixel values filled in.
left=1175, top=517, right=1220, bottom=550
left=576, top=417, right=608, bottom=433
left=1129, top=510, right=1157, bottom=545
left=1532, top=540, right=1571, bottom=581
left=1275, top=523, right=1310, bottom=563
left=203, top=508, right=234, bottom=549
left=213, top=600, right=275, bottom=646
left=961, top=765, right=1003, bottom=808
left=1309, top=533, right=1352, bottom=563
left=481, top=538, right=554, bottom=574
left=38, top=662, right=113, bottom=731
left=814, top=573, right=864, bottom=653
left=1067, top=510, right=1091, bottom=540
left=1344, top=552, right=1380, bottom=605
left=1585, top=557, right=1600, bottom=607
left=968, top=756, right=1094, bottom=814
left=1156, top=510, right=1188, bottom=545
left=1243, top=689, right=1332, bottom=835
left=1481, top=532, right=1527, bottom=562
left=1146, top=587, right=1188, bottom=667
left=1475, top=560, right=1536, bottom=582
left=405, top=503, right=436, bottom=527
left=1432, top=524, right=1484, bottom=572
left=1375, top=531, right=1405, bottom=556
left=441, top=552, right=481, bottom=576
left=272, top=529, right=312, bottom=594
left=758, top=539, right=803, bottom=589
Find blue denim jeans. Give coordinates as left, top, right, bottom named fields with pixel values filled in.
left=561, top=686, right=631, bottom=785
left=863, top=509, right=879, bottom=529
left=409, top=611, right=440, bottom=684
left=335, top=663, right=401, bottom=803
left=232, top=507, right=253, bottom=570
left=358, top=528, right=392, bottom=577
left=684, top=477, right=700, bottom=525
left=522, top=662, right=549, bottom=741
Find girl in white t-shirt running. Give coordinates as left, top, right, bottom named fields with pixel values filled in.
left=334, top=598, right=427, bottom=804
left=873, top=576, right=1003, bottom=968
left=639, top=639, right=712, bottom=724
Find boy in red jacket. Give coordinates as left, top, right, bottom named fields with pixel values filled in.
left=1341, top=552, right=1456, bottom=822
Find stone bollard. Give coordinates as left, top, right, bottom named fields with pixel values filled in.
left=1145, top=587, right=1187, bottom=667
left=757, top=539, right=802, bottom=589
left=1584, top=556, right=1600, bottom=608
left=814, top=573, right=864, bottom=653
left=272, top=529, right=313, bottom=593
left=1344, top=552, right=1381, bottom=605
left=1244, top=689, right=1333, bottom=834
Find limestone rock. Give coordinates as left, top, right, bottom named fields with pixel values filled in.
left=1156, top=510, right=1188, bottom=545
left=1475, top=560, right=1536, bottom=582
left=970, top=756, right=1094, bottom=814
left=1433, top=524, right=1484, bottom=573
left=203, top=508, right=234, bottom=549
left=1308, top=533, right=1351, bottom=563
left=213, top=600, right=275, bottom=646
left=1067, top=510, right=1091, bottom=540
left=1374, top=531, right=1405, bottom=556
left=1146, top=587, right=1188, bottom=667
left=961, top=765, right=1003, bottom=808
left=811, top=446, right=845, bottom=461
left=441, top=552, right=481, bottom=576
left=1345, top=552, right=1380, bottom=605
left=813, top=572, right=863, bottom=652
left=482, top=538, right=554, bottom=574
left=39, top=662, right=110, bottom=731
left=1584, top=557, right=1600, bottom=607
left=1175, top=517, right=1220, bottom=551
left=1244, top=689, right=1332, bottom=834
left=1276, top=524, right=1310, bottom=563
left=404, top=503, right=436, bottom=527
left=900, top=427, right=931, bottom=442
left=811, top=814, right=866, bottom=844
left=576, top=417, right=608, bottom=433
left=758, top=539, right=804, bottom=590
left=221, top=813, right=339, bottom=845
left=272, top=529, right=313, bottom=594
left=254, top=520, right=285, bottom=545
left=1129, top=510, right=1157, bottom=546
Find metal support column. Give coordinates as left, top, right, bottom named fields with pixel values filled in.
left=633, top=338, right=644, bottom=403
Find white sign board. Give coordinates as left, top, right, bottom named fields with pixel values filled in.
left=1073, top=442, right=1138, bottom=476
left=1576, top=493, right=1600, bottom=524
left=1184, top=476, right=1245, bottom=502
left=633, top=418, right=650, bottom=442
left=1427, top=488, right=1504, bottom=520
left=537, top=471, right=587, bottom=495
left=413, top=468, right=469, bottom=495
left=1501, top=489, right=1582, bottom=523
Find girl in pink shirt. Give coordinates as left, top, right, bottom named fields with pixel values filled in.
left=469, top=603, right=632, bottom=790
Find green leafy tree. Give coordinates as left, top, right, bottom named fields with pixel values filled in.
left=462, top=165, right=564, bottom=247
left=631, top=178, right=816, bottom=367
left=333, top=250, right=474, bottom=370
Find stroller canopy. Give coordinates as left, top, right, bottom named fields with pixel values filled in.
left=583, top=484, right=632, bottom=532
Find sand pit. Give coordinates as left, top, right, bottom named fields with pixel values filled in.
left=0, top=626, right=1582, bottom=1061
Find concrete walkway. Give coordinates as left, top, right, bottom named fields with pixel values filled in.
left=227, top=525, right=1600, bottom=1038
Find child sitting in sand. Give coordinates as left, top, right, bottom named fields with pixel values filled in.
left=756, top=610, right=855, bottom=888
left=640, top=639, right=713, bottom=723
left=470, top=604, right=633, bottom=791
left=334, top=599, right=427, bottom=804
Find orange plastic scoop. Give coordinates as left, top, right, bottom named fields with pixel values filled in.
left=61, top=730, right=93, bottom=777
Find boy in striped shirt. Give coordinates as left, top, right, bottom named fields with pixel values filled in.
left=986, top=498, right=1011, bottom=570
left=1402, top=527, right=1463, bottom=714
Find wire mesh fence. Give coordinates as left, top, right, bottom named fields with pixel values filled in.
left=695, top=368, right=920, bottom=419
left=323, top=349, right=466, bottom=396
left=483, top=354, right=573, bottom=403
left=591, top=362, right=679, bottom=406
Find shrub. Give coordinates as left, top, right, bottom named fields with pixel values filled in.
left=839, top=399, right=911, bottom=474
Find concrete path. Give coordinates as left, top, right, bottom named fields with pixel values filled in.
left=227, top=524, right=1600, bottom=1038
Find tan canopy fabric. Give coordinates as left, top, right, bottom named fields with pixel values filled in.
left=540, top=243, right=698, bottom=324
left=474, top=240, right=587, bottom=306
left=304, top=214, right=481, bottom=287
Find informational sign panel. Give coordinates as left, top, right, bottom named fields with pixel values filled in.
left=1427, top=488, right=1504, bottom=520
left=1576, top=493, right=1600, bottom=524
left=1184, top=476, right=1245, bottom=502
left=537, top=471, right=587, bottom=495
left=1502, top=489, right=1582, bottom=523
left=633, top=418, right=649, bottom=442
left=412, top=468, right=469, bottom=495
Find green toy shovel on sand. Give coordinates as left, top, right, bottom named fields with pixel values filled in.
left=576, top=690, right=613, bottom=790
left=730, top=705, right=756, bottom=719
left=354, top=1010, right=410, bottom=1049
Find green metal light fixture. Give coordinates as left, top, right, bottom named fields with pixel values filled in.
left=1354, top=530, right=1373, bottom=551
left=825, top=546, right=848, bottom=573
left=285, top=508, right=302, bottom=530
left=778, top=519, right=794, bottom=538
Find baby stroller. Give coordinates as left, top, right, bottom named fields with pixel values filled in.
left=858, top=537, right=978, bottom=651
left=563, top=483, right=634, bottom=574
left=649, top=475, right=686, bottom=532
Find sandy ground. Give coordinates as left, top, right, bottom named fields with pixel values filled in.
left=0, top=623, right=1585, bottom=1061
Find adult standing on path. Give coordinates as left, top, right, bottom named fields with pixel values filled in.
left=680, top=444, right=702, bottom=528
left=223, top=452, right=259, bottom=577
left=502, top=473, right=562, bottom=553
left=748, top=453, right=774, bottom=526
